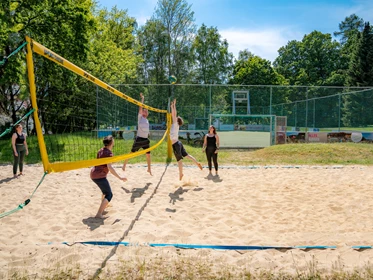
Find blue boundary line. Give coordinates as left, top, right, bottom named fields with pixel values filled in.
left=48, top=241, right=341, bottom=250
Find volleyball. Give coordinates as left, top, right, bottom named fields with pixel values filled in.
left=168, top=75, right=177, bottom=84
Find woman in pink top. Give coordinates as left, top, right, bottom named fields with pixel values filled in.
left=91, top=135, right=127, bottom=218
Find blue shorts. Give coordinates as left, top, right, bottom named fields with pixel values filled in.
left=92, top=177, right=113, bottom=202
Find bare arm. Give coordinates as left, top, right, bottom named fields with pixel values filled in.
left=138, top=93, right=144, bottom=115
left=215, top=134, right=220, bottom=153
left=171, top=99, right=177, bottom=124
left=24, top=134, right=29, bottom=155
left=108, top=164, right=127, bottom=181
left=11, top=133, right=17, bottom=155
left=202, top=135, right=207, bottom=152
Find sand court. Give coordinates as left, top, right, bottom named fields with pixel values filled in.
left=1, top=164, right=373, bottom=278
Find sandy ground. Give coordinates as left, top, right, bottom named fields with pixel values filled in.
left=1, top=163, right=373, bottom=278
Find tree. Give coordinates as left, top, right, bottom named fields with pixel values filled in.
left=192, top=24, right=233, bottom=84
left=231, top=53, right=285, bottom=86
left=87, top=6, right=142, bottom=84
left=346, top=22, right=373, bottom=87
left=0, top=0, right=95, bottom=129
left=273, top=40, right=302, bottom=85
left=228, top=53, right=287, bottom=114
left=274, top=31, right=342, bottom=86
left=152, top=0, right=196, bottom=83
left=137, top=19, right=168, bottom=85
left=342, top=22, right=373, bottom=127
left=334, top=14, right=364, bottom=46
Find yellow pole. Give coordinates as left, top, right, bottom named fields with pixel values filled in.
left=167, top=112, right=172, bottom=163
left=25, top=36, right=52, bottom=173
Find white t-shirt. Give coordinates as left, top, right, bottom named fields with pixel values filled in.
left=170, top=123, right=179, bottom=143
left=137, top=114, right=149, bottom=138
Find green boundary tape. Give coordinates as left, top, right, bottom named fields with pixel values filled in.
left=0, top=171, right=48, bottom=219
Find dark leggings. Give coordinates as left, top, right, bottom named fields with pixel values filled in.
left=206, top=147, right=218, bottom=172
left=92, top=178, right=113, bottom=202
left=13, top=145, right=26, bottom=175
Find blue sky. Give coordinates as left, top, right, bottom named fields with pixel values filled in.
left=96, top=0, right=373, bottom=62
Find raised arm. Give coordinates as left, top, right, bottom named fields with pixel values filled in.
left=171, top=99, right=177, bottom=124
left=139, top=93, right=144, bottom=115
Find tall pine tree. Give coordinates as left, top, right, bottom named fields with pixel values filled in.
left=343, top=22, right=373, bottom=127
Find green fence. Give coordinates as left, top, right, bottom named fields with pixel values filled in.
left=113, top=84, right=373, bottom=131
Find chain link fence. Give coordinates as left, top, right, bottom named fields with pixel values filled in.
left=113, top=84, right=373, bottom=131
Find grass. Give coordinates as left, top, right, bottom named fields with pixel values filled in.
left=6, top=256, right=373, bottom=280
left=1, top=134, right=373, bottom=166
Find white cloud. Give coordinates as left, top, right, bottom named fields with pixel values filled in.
left=220, top=28, right=302, bottom=63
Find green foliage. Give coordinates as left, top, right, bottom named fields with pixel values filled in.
left=137, top=19, right=168, bottom=84
left=192, top=24, right=233, bottom=84
left=274, top=31, right=342, bottom=86
left=343, top=23, right=373, bottom=126
left=334, top=14, right=364, bottom=47
left=232, top=54, right=286, bottom=86
left=0, top=0, right=96, bottom=130
left=152, top=0, right=196, bottom=81
left=87, top=6, right=142, bottom=84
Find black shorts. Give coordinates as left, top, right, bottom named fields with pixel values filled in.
left=172, top=141, right=188, bottom=161
left=131, top=137, right=150, bottom=154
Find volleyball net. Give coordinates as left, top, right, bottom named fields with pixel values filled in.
left=25, top=36, right=171, bottom=174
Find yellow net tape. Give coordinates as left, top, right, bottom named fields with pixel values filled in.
left=25, top=36, right=172, bottom=173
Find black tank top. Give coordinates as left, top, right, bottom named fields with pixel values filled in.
left=16, top=132, right=25, bottom=144
left=206, top=134, right=216, bottom=148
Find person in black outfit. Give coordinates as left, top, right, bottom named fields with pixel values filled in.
left=202, top=125, right=220, bottom=176
left=11, top=124, right=29, bottom=178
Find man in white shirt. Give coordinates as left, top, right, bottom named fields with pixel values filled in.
left=122, top=93, right=152, bottom=175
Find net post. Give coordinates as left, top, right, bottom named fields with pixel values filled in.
left=25, top=36, right=52, bottom=173
left=166, top=98, right=172, bottom=162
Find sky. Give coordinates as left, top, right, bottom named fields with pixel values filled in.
left=96, top=0, right=373, bottom=63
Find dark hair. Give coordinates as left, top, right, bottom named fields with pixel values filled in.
left=15, top=124, right=22, bottom=129
left=177, top=116, right=183, bottom=126
left=209, top=125, right=216, bottom=134
left=103, top=135, right=114, bottom=146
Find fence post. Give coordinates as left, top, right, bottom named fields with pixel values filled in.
left=209, top=82, right=212, bottom=125
left=338, top=92, right=341, bottom=132
left=305, top=87, right=308, bottom=132
left=270, top=86, right=272, bottom=115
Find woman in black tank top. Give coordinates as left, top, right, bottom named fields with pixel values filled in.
left=11, top=124, right=29, bottom=178
left=202, top=125, right=220, bottom=176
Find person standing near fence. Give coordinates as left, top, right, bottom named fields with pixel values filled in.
left=11, top=124, right=29, bottom=178
left=122, top=92, right=152, bottom=175
left=202, top=125, right=220, bottom=177
left=170, top=99, right=203, bottom=180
